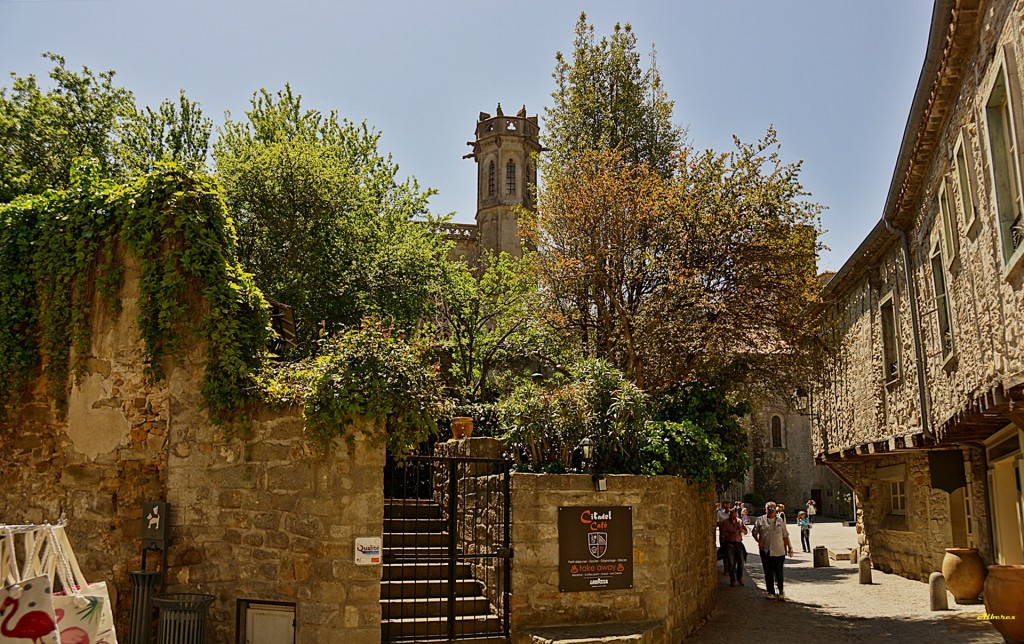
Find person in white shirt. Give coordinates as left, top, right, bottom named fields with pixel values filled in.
left=751, top=501, right=793, bottom=600
left=806, top=499, right=817, bottom=524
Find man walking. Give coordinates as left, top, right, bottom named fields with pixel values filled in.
left=718, top=508, right=747, bottom=586
left=751, top=501, right=793, bottom=600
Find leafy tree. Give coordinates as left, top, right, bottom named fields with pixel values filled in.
left=214, top=85, right=450, bottom=351
left=434, top=251, right=538, bottom=403
left=546, top=13, right=682, bottom=177
left=265, top=319, right=446, bottom=456
left=0, top=53, right=135, bottom=201
left=524, top=135, right=823, bottom=395
left=119, top=90, right=212, bottom=174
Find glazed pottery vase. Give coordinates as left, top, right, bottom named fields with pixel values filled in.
left=451, top=416, right=474, bottom=440
left=983, top=565, right=1024, bottom=643
left=942, top=548, right=986, bottom=603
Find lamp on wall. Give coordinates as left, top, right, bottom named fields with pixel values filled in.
left=579, top=437, right=595, bottom=470
left=577, top=437, right=606, bottom=492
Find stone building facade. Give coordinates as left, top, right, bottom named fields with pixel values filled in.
left=442, top=103, right=540, bottom=263
left=811, top=0, right=1024, bottom=580
left=733, top=403, right=849, bottom=517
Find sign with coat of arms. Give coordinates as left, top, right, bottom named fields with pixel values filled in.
left=558, top=506, right=633, bottom=592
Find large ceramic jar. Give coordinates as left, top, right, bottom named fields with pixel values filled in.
left=942, top=548, right=986, bottom=603
left=451, top=416, right=474, bottom=440
left=984, top=565, right=1024, bottom=643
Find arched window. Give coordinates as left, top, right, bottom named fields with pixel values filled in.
left=771, top=416, right=784, bottom=449
left=506, top=159, right=516, bottom=194
left=487, top=161, right=495, bottom=196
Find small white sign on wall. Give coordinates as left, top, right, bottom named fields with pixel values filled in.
left=355, top=537, right=382, bottom=565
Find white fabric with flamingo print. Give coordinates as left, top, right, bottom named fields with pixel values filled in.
left=44, top=526, right=117, bottom=644
left=0, top=527, right=60, bottom=644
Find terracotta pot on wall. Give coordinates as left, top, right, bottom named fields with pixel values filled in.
left=984, top=565, right=1024, bottom=643
left=942, top=548, right=986, bottom=603
left=451, top=417, right=474, bottom=440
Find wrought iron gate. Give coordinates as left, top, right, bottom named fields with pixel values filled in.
left=381, top=454, right=512, bottom=642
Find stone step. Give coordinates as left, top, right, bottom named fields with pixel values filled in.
left=520, top=621, right=661, bottom=644
left=384, top=532, right=451, bottom=548
left=382, top=614, right=503, bottom=640
left=391, top=637, right=508, bottom=644
left=385, top=500, right=443, bottom=520
left=382, top=562, right=473, bottom=581
left=385, top=546, right=461, bottom=561
left=381, top=578, right=484, bottom=599
left=384, top=517, right=447, bottom=533
left=381, top=596, right=492, bottom=619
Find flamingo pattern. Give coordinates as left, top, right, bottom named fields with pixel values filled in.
left=0, top=587, right=60, bottom=644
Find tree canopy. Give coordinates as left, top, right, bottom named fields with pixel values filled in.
left=213, top=85, right=451, bottom=351
left=546, top=13, right=682, bottom=177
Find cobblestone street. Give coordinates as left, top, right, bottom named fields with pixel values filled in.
left=690, top=519, right=1004, bottom=643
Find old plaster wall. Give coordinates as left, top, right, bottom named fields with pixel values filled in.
left=0, top=256, right=386, bottom=641
left=509, top=474, right=715, bottom=643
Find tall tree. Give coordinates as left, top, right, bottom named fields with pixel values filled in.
left=546, top=13, right=682, bottom=177
left=526, top=134, right=823, bottom=394
left=119, top=90, right=213, bottom=174
left=0, top=53, right=135, bottom=201
left=214, top=85, right=450, bottom=351
left=434, top=251, right=539, bottom=403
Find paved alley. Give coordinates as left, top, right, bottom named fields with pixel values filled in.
left=689, top=519, right=1004, bottom=643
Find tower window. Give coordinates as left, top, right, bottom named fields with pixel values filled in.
left=506, top=159, right=516, bottom=195
left=488, top=161, right=495, bottom=196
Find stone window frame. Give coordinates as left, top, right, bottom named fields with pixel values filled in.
left=506, top=159, right=516, bottom=195
left=938, top=177, right=960, bottom=267
left=770, top=415, right=786, bottom=449
left=877, top=463, right=910, bottom=531
left=887, top=480, right=907, bottom=515
left=952, top=129, right=979, bottom=235
left=929, top=239, right=957, bottom=367
left=879, top=290, right=900, bottom=385
left=981, top=46, right=1024, bottom=278
left=488, top=160, right=496, bottom=196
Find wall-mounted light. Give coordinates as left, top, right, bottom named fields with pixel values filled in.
left=579, top=437, right=595, bottom=464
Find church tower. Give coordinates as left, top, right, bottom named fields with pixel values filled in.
left=465, top=104, right=541, bottom=257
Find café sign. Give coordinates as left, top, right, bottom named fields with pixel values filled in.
left=558, top=506, right=633, bottom=592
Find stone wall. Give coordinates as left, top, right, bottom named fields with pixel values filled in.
left=509, top=474, right=715, bottom=643
left=745, top=404, right=850, bottom=517
left=830, top=448, right=992, bottom=581
left=0, top=258, right=386, bottom=641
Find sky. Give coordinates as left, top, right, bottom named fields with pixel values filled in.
left=0, top=0, right=935, bottom=271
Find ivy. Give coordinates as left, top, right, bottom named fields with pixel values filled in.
left=264, top=319, right=446, bottom=457
left=0, top=162, right=269, bottom=420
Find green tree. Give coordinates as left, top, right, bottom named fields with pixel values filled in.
left=546, top=13, right=682, bottom=177
left=214, top=85, right=450, bottom=351
left=0, top=53, right=135, bottom=201
left=434, top=251, right=538, bottom=403
left=119, top=90, right=213, bottom=174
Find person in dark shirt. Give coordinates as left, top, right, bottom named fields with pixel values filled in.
left=718, top=508, right=748, bottom=586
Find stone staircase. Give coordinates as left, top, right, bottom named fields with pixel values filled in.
left=381, top=499, right=508, bottom=643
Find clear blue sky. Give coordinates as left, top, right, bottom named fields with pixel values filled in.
left=0, top=0, right=934, bottom=271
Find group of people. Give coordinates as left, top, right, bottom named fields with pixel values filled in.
left=715, top=498, right=818, bottom=600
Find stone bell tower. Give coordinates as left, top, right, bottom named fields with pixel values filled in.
left=464, top=103, right=541, bottom=257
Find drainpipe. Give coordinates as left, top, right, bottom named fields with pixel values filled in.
left=884, top=217, right=937, bottom=442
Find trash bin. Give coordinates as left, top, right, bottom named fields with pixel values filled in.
left=153, top=593, right=215, bottom=644
left=128, top=570, right=161, bottom=644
